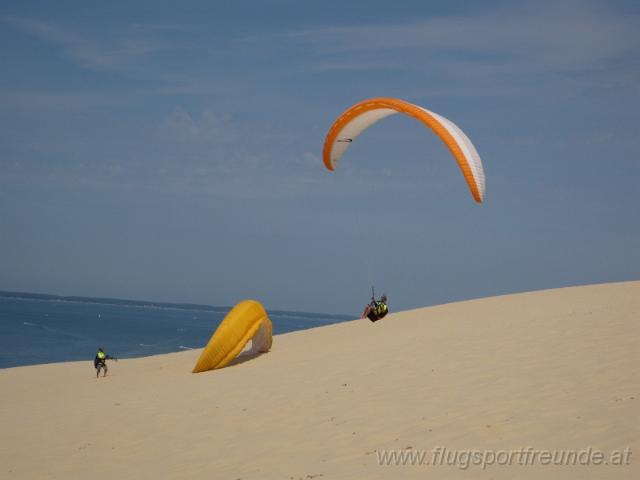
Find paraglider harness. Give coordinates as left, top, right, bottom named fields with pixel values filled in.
left=367, top=300, right=388, bottom=322
left=367, top=288, right=388, bottom=322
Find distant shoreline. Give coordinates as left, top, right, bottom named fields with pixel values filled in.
left=0, top=290, right=352, bottom=320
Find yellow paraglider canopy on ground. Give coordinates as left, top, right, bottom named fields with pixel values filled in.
left=192, top=300, right=272, bottom=373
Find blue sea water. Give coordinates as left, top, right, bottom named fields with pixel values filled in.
left=0, top=293, right=353, bottom=369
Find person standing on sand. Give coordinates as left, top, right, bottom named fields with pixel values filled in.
left=94, top=347, right=117, bottom=378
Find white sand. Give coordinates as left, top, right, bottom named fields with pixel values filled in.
left=1, top=281, right=638, bottom=479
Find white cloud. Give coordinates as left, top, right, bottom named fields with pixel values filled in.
left=160, top=108, right=239, bottom=145
left=256, top=1, right=639, bottom=77
left=1, top=15, right=189, bottom=72
left=0, top=91, right=124, bottom=110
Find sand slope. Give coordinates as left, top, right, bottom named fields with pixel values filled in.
left=1, top=281, right=638, bottom=479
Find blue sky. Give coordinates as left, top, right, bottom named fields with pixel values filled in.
left=1, top=0, right=638, bottom=315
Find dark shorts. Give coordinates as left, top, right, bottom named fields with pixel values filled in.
left=367, top=310, right=387, bottom=322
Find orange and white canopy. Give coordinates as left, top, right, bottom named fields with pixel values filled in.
left=322, top=97, right=486, bottom=203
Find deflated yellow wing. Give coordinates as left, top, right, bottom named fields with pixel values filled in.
left=192, top=299, right=272, bottom=373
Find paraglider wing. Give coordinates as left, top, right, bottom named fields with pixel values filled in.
left=322, top=97, right=486, bottom=203
left=192, top=300, right=272, bottom=373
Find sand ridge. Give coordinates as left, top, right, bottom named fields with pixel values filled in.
left=1, top=281, right=638, bottom=479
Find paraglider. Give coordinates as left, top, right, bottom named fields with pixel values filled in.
left=323, top=98, right=486, bottom=319
left=322, top=97, right=486, bottom=203
left=361, top=288, right=389, bottom=322
left=94, top=347, right=117, bottom=378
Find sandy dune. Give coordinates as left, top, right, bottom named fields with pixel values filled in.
left=1, top=281, right=638, bottom=479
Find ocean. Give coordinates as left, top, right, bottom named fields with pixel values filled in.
left=0, top=292, right=354, bottom=369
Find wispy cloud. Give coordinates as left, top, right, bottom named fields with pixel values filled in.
left=248, top=1, right=639, bottom=79
left=1, top=14, right=190, bottom=72
left=296, top=59, right=402, bottom=73
left=0, top=91, right=124, bottom=110
left=160, top=108, right=240, bottom=145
